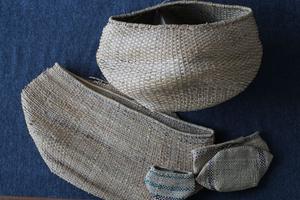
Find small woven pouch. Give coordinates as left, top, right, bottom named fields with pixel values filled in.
left=192, top=132, right=273, bottom=192
left=145, top=132, right=273, bottom=199
left=96, top=0, right=263, bottom=112
left=145, top=166, right=200, bottom=200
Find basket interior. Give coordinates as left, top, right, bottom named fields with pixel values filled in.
left=111, top=3, right=250, bottom=25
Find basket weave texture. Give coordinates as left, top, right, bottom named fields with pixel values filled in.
left=97, top=1, right=263, bottom=112
left=21, top=64, right=214, bottom=200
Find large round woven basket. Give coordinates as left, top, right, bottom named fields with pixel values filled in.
left=97, top=0, right=263, bottom=112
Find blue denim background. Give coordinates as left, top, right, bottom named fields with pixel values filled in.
left=0, top=0, right=299, bottom=199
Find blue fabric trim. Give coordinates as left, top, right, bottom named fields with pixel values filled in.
left=144, top=179, right=194, bottom=192
left=149, top=169, right=194, bottom=180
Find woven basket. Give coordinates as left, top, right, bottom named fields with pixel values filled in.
left=96, top=0, right=262, bottom=112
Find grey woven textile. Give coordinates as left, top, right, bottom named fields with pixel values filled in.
left=21, top=63, right=214, bottom=200
left=96, top=0, right=263, bottom=112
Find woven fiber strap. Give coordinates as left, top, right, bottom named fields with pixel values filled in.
left=145, top=132, right=273, bottom=199
left=96, top=0, right=263, bottom=112
left=21, top=63, right=214, bottom=200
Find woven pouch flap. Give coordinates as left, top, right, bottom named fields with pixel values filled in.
left=191, top=132, right=269, bottom=174
left=196, top=146, right=273, bottom=192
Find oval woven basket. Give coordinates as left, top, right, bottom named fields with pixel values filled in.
left=96, top=0, right=263, bottom=112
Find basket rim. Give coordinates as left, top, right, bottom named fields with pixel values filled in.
left=108, top=0, right=253, bottom=30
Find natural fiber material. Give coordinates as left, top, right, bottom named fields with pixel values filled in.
left=144, top=132, right=273, bottom=198
left=21, top=63, right=214, bottom=200
left=197, top=145, right=273, bottom=192
left=96, top=0, right=263, bottom=112
left=144, top=166, right=199, bottom=200
left=193, top=132, right=272, bottom=192
left=191, top=132, right=269, bottom=174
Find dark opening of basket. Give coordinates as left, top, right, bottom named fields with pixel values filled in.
left=111, top=3, right=250, bottom=25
